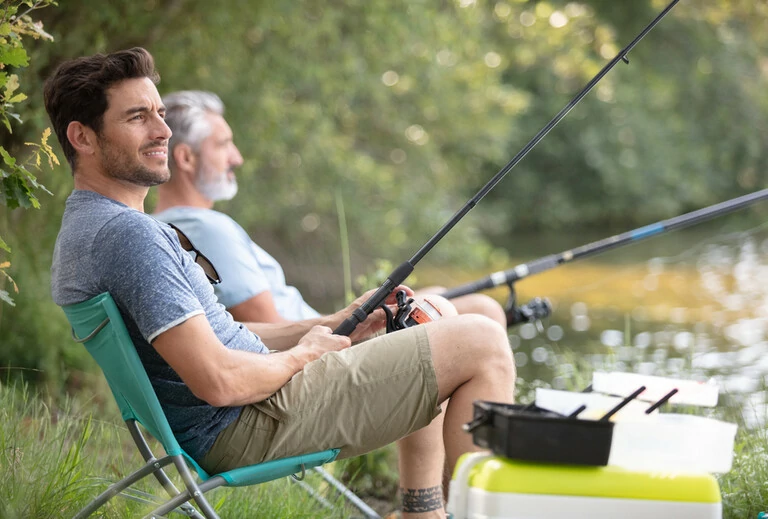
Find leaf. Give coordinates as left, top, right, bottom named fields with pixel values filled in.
left=0, top=47, right=28, bottom=68
left=6, top=111, right=22, bottom=125
left=0, top=175, right=37, bottom=209
left=27, top=20, right=54, bottom=42
left=8, top=93, right=26, bottom=103
left=0, top=289, right=15, bottom=306
left=0, top=236, right=9, bottom=253
left=4, top=73, right=19, bottom=97
left=0, top=147, right=16, bottom=167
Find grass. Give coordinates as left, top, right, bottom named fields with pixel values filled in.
left=0, top=380, right=385, bottom=518
left=3, top=374, right=767, bottom=519
left=720, top=427, right=768, bottom=517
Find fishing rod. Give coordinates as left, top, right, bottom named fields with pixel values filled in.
left=334, top=0, right=681, bottom=336
left=441, top=188, right=768, bottom=323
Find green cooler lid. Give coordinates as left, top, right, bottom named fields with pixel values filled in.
left=459, top=455, right=721, bottom=503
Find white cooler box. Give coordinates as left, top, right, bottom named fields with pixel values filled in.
left=447, top=453, right=722, bottom=519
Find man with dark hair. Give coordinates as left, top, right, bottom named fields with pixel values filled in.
left=46, top=47, right=516, bottom=518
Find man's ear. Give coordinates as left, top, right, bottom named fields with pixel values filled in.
left=66, top=121, right=98, bottom=157
left=172, top=143, right=197, bottom=178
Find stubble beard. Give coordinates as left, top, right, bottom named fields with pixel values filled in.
left=99, top=136, right=170, bottom=187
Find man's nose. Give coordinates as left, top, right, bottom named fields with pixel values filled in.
left=230, top=144, right=244, bottom=167
left=153, top=114, right=172, bottom=140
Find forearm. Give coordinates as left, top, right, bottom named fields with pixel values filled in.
left=210, top=328, right=351, bottom=406
left=242, top=292, right=389, bottom=349
left=212, top=347, right=310, bottom=406
left=243, top=314, right=336, bottom=351
left=153, top=315, right=313, bottom=406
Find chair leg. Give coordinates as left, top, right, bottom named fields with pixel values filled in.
left=73, top=456, right=176, bottom=519
left=290, top=476, right=335, bottom=509
left=313, top=467, right=381, bottom=519
left=145, top=458, right=223, bottom=519
left=127, top=420, right=205, bottom=519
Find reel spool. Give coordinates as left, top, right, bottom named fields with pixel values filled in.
left=382, top=290, right=445, bottom=333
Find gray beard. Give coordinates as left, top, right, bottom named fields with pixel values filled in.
left=195, top=170, right=238, bottom=201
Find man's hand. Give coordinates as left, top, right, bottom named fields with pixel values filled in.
left=290, top=325, right=352, bottom=363
left=334, top=285, right=415, bottom=342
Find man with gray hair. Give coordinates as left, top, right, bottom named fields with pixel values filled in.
left=154, top=90, right=322, bottom=321
left=153, top=90, right=507, bottom=327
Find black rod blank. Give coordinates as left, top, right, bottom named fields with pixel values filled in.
left=335, top=0, right=681, bottom=336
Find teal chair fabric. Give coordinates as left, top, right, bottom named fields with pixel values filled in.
left=63, top=292, right=340, bottom=519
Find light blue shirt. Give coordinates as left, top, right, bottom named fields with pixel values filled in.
left=153, top=206, right=320, bottom=320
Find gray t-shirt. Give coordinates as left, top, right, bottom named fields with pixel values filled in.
left=52, top=190, right=269, bottom=461
left=153, top=207, right=320, bottom=320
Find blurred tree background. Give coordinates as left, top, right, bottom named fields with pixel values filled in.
left=1, top=0, right=768, bottom=392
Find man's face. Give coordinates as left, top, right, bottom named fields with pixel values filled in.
left=194, top=113, right=243, bottom=202
left=96, top=77, right=172, bottom=186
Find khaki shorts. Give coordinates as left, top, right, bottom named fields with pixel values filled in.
left=200, top=325, right=440, bottom=474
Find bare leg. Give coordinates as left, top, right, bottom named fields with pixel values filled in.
left=428, top=314, right=515, bottom=478
left=416, top=287, right=507, bottom=329
left=450, top=293, right=507, bottom=328
left=397, top=412, right=446, bottom=518
left=396, top=314, right=515, bottom=518
left=394, top=298, right=455, bottom=518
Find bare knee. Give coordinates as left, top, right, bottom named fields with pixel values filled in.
left=451, top=294, right=507, bottom=328
left=427, top=315, right=515, bottom=386
left=468, top=314, right=515, bottom=377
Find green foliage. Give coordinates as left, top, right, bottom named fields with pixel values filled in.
left=719, top=426, right=768, bottom=519
left=480, top=0, right=768, bottom=237
left=0, top=0, right=57, bottom=306
left=0, top=0, right=766, bottom=389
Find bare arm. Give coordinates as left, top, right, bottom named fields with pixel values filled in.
left=228, top=290, right=290, bottom=323
left=242, top=314, right=337, bottom=351
left=242, top=286, right=416, bottom=349
left=152, top=314, right=350, bottom=407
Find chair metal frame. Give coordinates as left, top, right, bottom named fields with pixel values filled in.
left=63, top=292, right=367, bottom=519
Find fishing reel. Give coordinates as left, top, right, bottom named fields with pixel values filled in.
left=381, top=290, right=444, bottom=333
left=504, top=284, right=552, bottom=328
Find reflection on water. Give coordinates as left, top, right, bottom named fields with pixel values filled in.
left=503, top=219, right=768, bottom=428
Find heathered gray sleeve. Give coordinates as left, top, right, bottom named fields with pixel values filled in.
left=93, top=212, right=205, bottom=343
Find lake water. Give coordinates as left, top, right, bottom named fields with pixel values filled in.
left=421, top=213, right=768, bottom=426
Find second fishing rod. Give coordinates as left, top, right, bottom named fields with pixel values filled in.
left=334, top=0, right=681, bottom=337
left=441, top=187, right=768, bottom=324
left=443, top=188, right=768, bottom=300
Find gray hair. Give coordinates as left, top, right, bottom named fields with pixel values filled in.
left=162, top=90, right=225, bottom=171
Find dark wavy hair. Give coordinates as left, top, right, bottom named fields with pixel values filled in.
left=43, top=47, right=160, bottom=170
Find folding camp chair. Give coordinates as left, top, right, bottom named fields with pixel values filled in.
left=64, top=292, right=378, bottom=519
